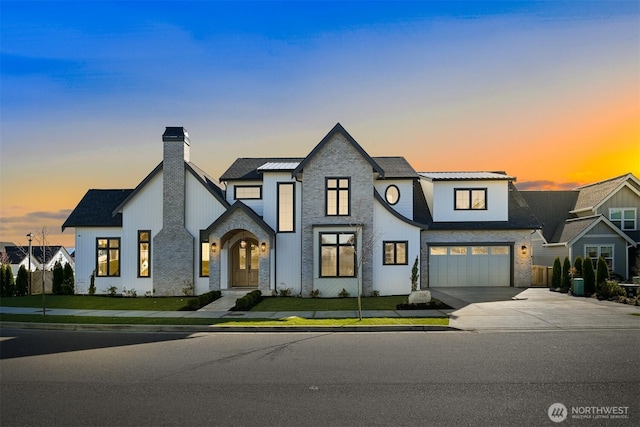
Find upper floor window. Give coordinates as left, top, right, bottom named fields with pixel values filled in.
left=610, top=208, right=636, bottom=230
left=235, top=185, right=262, bottom=200
left=277, top=183, right=295, bottom=232
left=138, top=230, right=150, bottom=278
left=455, top=188, right=487, bottom=210
left=96, top=238, right=120, bottom=277
left=383, top=241, right=407, bottom=265
left=385, top=185, right=400, bottom=205
left=326, top=178, right=350, bottom=216
left=320, top=232, right=355, bottom=277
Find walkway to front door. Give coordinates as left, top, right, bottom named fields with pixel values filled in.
left=231, top=239, right=259, bottom=287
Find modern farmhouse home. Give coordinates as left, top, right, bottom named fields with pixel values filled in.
left=62, top=124, right=540, bottom=297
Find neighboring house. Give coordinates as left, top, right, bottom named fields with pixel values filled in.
left=1, top=244, right=75, bottom=277
left=63, top=124, right=540, bottom=297
left=522, top=173, right=640, bottom=280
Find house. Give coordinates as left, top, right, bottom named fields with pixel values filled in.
left=521, top=173, right=640, bottom=280
left=62, top=124, right=540, bottom=297
left=1, top=244, right=74, bottom=277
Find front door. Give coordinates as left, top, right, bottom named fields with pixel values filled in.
left=231, top=240, right=259, bottom=287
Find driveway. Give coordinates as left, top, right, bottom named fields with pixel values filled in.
left=430, top=287, right=640, bottom=331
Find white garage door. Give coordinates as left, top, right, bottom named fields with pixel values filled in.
left=428, top=245, right=511, bottom=287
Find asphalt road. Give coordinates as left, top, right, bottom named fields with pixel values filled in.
left=1, top=328, right=638, bottom=426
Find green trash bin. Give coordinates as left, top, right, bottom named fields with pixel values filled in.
left=572, top=278, right=584, bottom=296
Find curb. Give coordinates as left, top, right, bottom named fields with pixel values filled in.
left=0, top=321, right=459, bottom=333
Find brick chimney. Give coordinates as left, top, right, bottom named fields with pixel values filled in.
left=152, top=127, right=194, bottom=296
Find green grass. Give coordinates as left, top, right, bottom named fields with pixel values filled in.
left=0, top=295, right=193, bottom=311
left=250, top=295, right=447, bottom=311
left=0, top=313, right=449, bottom=327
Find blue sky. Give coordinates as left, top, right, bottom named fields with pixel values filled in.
left=1, top=1, right=639, bottom=246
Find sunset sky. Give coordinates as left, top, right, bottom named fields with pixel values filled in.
left=1, top=1, right=639, bottom=248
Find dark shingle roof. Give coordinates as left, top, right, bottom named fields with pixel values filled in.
left=220, top=158, right=304, bottom=181
left=520, top=191, right=579, bottom=242
left=374, top=157, right=418, bottom=179
left=62, top=189, right=133, bottom=231
left=552, top=216, right=599, bottom=244
left=4, top=245, right=63, bottom=264
left=572, top=173, right=636, bottom=212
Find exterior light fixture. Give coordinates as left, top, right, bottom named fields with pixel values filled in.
left=210, top=242, right=217, bottom=253
left=261, top=242, right=266, bottom=252
left=240, top=231, right=247, bottom=249
left=521, top=245, right=527, bottom=255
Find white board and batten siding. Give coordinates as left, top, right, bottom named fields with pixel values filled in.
left=429, top=180, right=509, bottom=222
left=374, top=180, right=414, bottom=220
left=73, top=227, right=124, bottom=294
left=226, top=181, right=264, bottom=216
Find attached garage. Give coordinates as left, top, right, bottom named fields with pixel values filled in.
left=428, top=245, right=512, bottom=287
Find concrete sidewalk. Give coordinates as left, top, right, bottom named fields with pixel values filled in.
left=1, top=288, right=639, bottom=332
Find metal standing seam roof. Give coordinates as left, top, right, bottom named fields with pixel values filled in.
left=419, top=172, right=515, bottom=181
left=257, top=162, right=301, bottom=171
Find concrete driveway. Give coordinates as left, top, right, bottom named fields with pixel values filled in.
left=430, top=287, right=640, bottom=331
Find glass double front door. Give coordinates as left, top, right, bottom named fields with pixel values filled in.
left=232, top=240, right=259, bottom=287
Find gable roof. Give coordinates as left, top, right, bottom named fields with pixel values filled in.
left=221, top=157, right=304, bottom=181
left=572, top=173, right=640, bottom=213
left=291, top=123, right=384, bottom=178
left=205, top=201, right=275, bottom=237
left=62, top=189, right=133, bottom=231
left=520, top=191, right=579, bottom=242
left=549, top=215, right=636, bottom=247
left=3, top=245, right=65, bottom=264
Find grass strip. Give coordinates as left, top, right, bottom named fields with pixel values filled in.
left=0, top=313, right=448, bottom=327
left=0, top=295, right=193, bottom=311
left=251, top=295, right=439, bottom=311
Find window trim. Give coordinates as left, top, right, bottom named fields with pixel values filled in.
left=325, top=177, right=351, bottom=216
left=609, top=208, right=637, bottom=231
left=96, top=237, right=121, bottom=277
left=137, top=230, right=151, bottom=278
left=319, top=232, right=356, bottom=278
left=277, top=182, right=295, bottom=233
left=234, top=185, right=262, bottom=200
left=383, top=241, right=408, bottom=265
left=585, top=245, right=614, bottom=269
left=454, top=188, right=488, bottom=211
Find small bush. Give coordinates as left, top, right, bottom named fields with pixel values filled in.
left=596, top=257, right=609, bottom=288
left=310, top=289, right=320, bottom=298
left=551, top=257, right=562, bottom=290
left=106, top=285, right=118, bottom=297
left=599, top=280, right=626, bottom=300
left=583, top=258, right=596, bottom=295
left=561, top=257, right=571, bottom=292
left=338, top=288, right=350, bottom=298
left=233, top=290, right=262, bottom=311
left=370, top=290, right=380, bottom=297
left=278, top=287, right=293, bottom=297
left=15, top=265, right=29, bottom=297
left=573, top=256, right=583, bottom=277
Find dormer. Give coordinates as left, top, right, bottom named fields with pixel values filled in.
left=419, top=172, right=514, bottom=222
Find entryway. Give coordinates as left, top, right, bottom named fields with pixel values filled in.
left=231, top=238, right=259, bottom=287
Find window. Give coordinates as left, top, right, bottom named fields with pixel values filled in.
left=430, top=247, right=448, bottom=256
left=585, top=245, right=614, bottom=269
left=326, top=178, right=350, bottom=216
left=96, top=238, right=120, bottom=277
left=610, top=208, right=636, bottom=230
left=472, top=246, right=489, bottom=255
left=138, top=231, right=150, bottom=277
left=385, top=185, right=400, bottom=205
left=455, top=188, right=487, bottom=210
left=383, top=241, right=407, bottom=265
left=200, top=231, right=209, bottom=277
left=277, top=183, right=295, bottom=232
left=234, top=185, right=262, bottom=200
left=491, top=246, right=509, bottom=255
left=450, top=246, right=467, bottom=255
left=320, top=232, right=355, bottom=277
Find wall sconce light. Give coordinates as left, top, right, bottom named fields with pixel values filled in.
left=261, top=242, right=267, bottom=252
left=521, top=245, right=527, bottom=255
left=211, top=242, right=217, bottom=253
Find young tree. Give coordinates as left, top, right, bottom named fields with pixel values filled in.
left=573, top=256, right=583, bottom=278
left=551, top=257, right=562, bottom=290
left=16, top=265, right=29, bottom=296
left=410, top=256, right=419, bottom=292
left=52, top=261, right=64, bottom=295
left=62, top=263, right=75, bottom=295
left=596, top=256, right=610, bottom=291
left=561, top=257, right=571, bottom=291
left=583, top=257, right=596, bottom=296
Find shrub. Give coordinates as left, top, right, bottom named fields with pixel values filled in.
left=278, top=287, right=293, bottom=297
left=181, top=290, right=222, bottom=311
left=583, top=258, right=596, bottom=295
left=62, top=263, right=75, bottom=295
left=310, top=289, right=320, bottom=298
left=0, top=264, right=5, bottom=297
left=52, top=261, right=64, bottom=295
left=106, top=285, right=118, bottom=297
left=338, top=288, right=350, bottom=298
left=2, top=265, right=15, bottom=297
left=234, top=290, right=262, bottom=311
left=599, top=280, right=626, bottom=299
left=573, top=256, right=583, bottom=277
left=551, top=257, right=562, bottom=290
left=410, top=256, right=419, bottom=292
left=596, top=257, right=609, bottom=288
left=370, top=290, right=380, bottom=297
left=88, top=270, right=96, bottom=295
left=15, top=265, right=29, bottom=296
left=561, top=257, right=571, bottom=292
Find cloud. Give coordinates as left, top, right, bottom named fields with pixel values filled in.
left=516, top=180, right=581, bottom=191
left=0, top=209, right=73, bottom=245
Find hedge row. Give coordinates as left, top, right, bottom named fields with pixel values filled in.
left=233, top=290, right=262, bottom=311
left=183, top=290, right=222, bottom=311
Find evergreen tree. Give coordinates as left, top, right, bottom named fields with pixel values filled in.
left=551, top=257, right=562, bottom=290
left=0, top=264, right=6, bottom=297
left=16, top=265, right=29, bottom=296
left=583, top=257, right=596, bottom=295
left=573, top=256, right=583, bottom=277
left=52, top=261, right=64, bottom=295
left=3, top=265, right=15, bottom=297
left=561, top=257, right=571, bottom=291
left=596, top=256, right=610, bottom=291
left=62, top=263, right=75, bottom=295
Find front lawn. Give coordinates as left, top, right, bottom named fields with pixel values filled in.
left=0, top=295, right=193, bottom=311
left=251, top=295, right=412, bottom=311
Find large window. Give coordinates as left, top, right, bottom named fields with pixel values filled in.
left=610, top=208, right=636, bottom=230
left=585, top=245, right=614, bottom=269
left=234, top=185, right=262, bottom=200
left=138, top=230, right=150, bottom=277
left=326, top=178, right=350, bottom=216
left=455, top=188, right=487, bottom=210
left=96, top=238, right=120, bottom=277
left=320, top=232, right=355, bottom=277
left=383, top=241, right=407, bottom=265
left=277, top=183, right=295, bottom=232
left=200, top=231, right=209, bottom=277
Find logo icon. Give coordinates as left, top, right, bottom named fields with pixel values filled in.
left=548, top=403, right=568, bottom=423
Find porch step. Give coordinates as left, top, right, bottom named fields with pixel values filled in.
left=197, top=289, right=257, bottom=312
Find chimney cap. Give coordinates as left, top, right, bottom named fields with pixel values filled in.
left=162, top=127, right=189, bottom=143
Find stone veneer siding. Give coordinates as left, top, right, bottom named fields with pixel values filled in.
left=300, top=134, right=375, bottom=297
left=153, top=133, right=195, bottom=296
left=420, top=229, right=533, bottom=288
